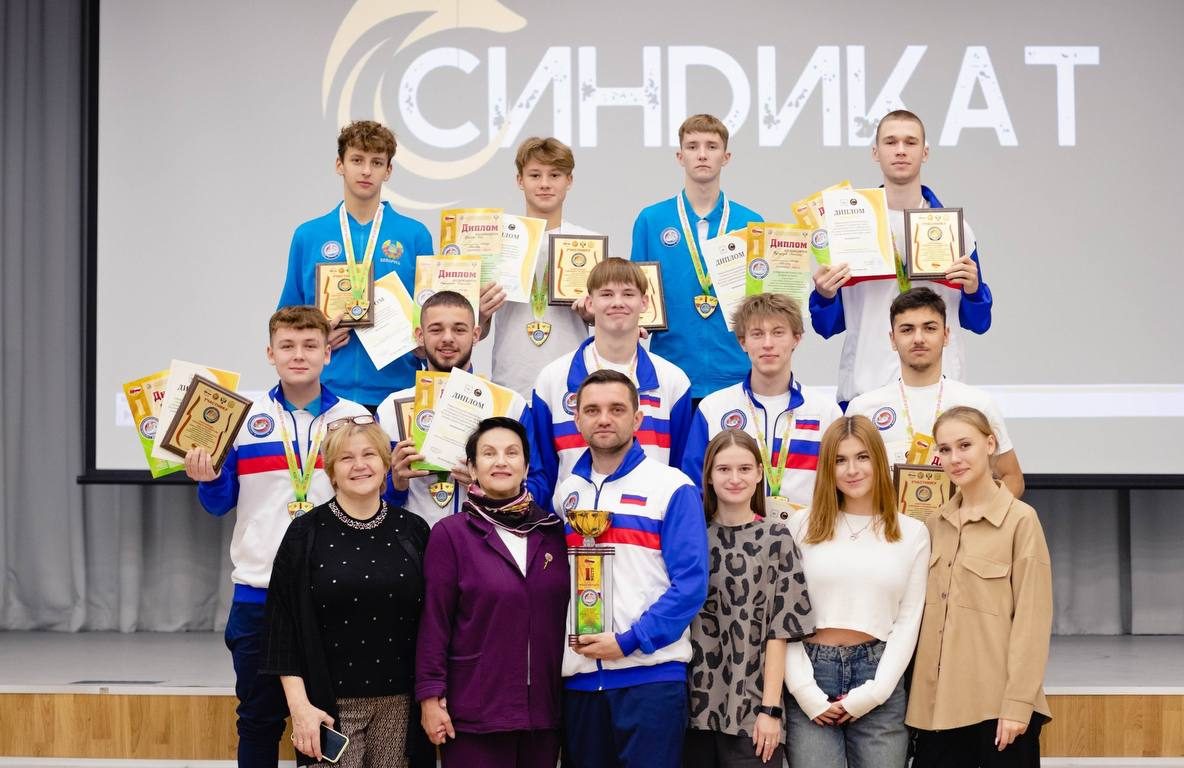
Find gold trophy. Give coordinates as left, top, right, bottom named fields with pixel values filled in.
left=567, top=509, right=615, bottom=645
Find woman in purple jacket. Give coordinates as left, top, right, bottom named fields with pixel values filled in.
left=415, top=416, right=571, bottom=768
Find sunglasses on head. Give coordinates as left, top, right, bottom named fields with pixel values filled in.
left=326, top=415, right=376, bottom=431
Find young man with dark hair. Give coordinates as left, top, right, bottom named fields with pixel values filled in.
left=478, top=136, right=598, bottom=397
left=681, top=293, right=842, bottom=514
left=810, top=109, right=993, bottom=406
left=376, top=290, right=530, bottom=526
left=847, top=286, right=1023, bottom=496
left=530, top=258, right=692, bottom=511
left=186, top=305, right=370, bottom=768
left=558, top=369, right=708, bottom=768
left=278, top=120, right=434, bottom=409
left=631, top=114, right=763, bottom=400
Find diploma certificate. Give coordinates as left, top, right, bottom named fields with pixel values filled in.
left=701, top=229, right=749, bottom=332
left=150, top=361, right=241, bottom=463
left=354, top=270, right=418, bottom=370
left=410, top=371, right=451, bottom=472
left=439, top=208, right=504, bottom=285
left=420, top=368, right=520, bottom=471
left=316, top=262, right=375, bottom=327
left=160, top=375, right=251, bottom=472
left=893, top=464, right=954, bottom=524
left=791, top=180, right=852, bottom=230
left=123, top=370, right=184, bottom=478
left=822, top=188, right=896, bottom=279
left=498, top=214, right=547, bottom=303
left=745, top=222, right=813, bottom=320
left=904, top=208, right=965, bottom=280
left=635, top=262, right=668, bottom=332
left=413, top=256, right=483, bottom=324
left=548, top=235, right=608, bottom=305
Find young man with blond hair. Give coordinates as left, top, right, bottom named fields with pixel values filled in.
left=631, top=114, right=763, bottom=401
left=187, top=306, right=370, bottom=768
left=278, top=120, right=434, bottom=409
left=478, top=136, right=598, bottom=397
left=530, top=258, right=692, bottom=511
left=810, top=109, right=993, bottom=406
left=681, top=293, right=842, bottom=514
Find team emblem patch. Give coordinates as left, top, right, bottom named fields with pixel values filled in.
left=381, top=239, right=403, bottom=261
left=873, top=407, right=897, bottom=430
left=429, top=481, right=455, bottom=508
left=321, top=241, right=341, bottom=260
left=138, top=416, right=158, bottom=440
left=563, top=392, right=578, bottom=415
left=247, top=414, right=275, bottom=438
left=563, top=492, right=579, bottom=513
left=748, top=258, right=770, bottom=279
left=441, top=244, right=461, bottom=255
left=721, top=409, right=746, bottom=430
left=660, top=227, right=681, bottom=247
left=416, top=409, right=435, bottom=431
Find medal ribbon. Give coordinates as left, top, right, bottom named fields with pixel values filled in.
left=589, top=343, right=638, bottom=383
left=898, top=377, right=944, bottom=444
left=676, top=191, right=729, bottom=296
left=744, top=395, right=796, bottom=498
left=274, top=401, right=327, bottom=504
left=338, top=202, right=384, bottom=303
left=530, top=269, right=548, bottom=321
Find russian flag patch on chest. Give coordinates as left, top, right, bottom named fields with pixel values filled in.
left=620, top=493, right=647, bottom=506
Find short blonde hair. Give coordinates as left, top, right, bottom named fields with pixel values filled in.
left=731, top=293, right=804, bottom=340
left=587, top=257, right=648, bottom=294
left=322, top=421, right=392, bottom=488
left=514, top=136, right=574, bottom=175
left=679, top=114, right=729, bottom=147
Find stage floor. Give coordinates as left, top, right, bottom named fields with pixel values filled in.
left=0, top=631, right=1181, bottom=695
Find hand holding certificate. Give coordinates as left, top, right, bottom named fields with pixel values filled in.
left=821, top=188, right=896, bottom=279
left=160, top=375, right=251, bottom=472
left=150, top=360, right=241, bottom=463
left=904, top=208, right=965, bottom=280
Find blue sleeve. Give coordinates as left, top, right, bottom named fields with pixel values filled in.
left=629, top=211, right=649, bottom=262
left=679, top=409, right=711, bottom=491
left=809, top=289, right=846, bottom=337
left=526, top=392, right=557, bottom=512
left=957, top=246, right=992, bottom=334
left=666, top=390, right=693, bottom=471
left=197, top=447, right=239, bottom=517
left=277, top=228, right=307, bottom=308
left=616, top=484, right=709, bottom=656
left=415, top=222, right=434, bottom=256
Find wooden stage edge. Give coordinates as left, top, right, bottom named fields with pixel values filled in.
left=0, top=691, right=1180, bottom=759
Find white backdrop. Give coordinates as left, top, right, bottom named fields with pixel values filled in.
left=93, top=0, right=1183, bottom=474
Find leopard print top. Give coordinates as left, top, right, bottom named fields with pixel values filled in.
left=688, top=517, right=814, bottom=740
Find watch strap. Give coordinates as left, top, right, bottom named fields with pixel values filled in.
left=754, top=704, right=783, bottom=719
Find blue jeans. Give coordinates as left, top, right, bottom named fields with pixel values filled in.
left=225, top=601, right=290, bottom=768
left=785, top=641, right=907, bottom=768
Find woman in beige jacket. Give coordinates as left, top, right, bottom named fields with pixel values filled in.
left=907, top=406, right=1053, bottom=767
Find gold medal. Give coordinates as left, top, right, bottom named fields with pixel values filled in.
left=428, top=480, right=455, bottom=508
left=526, top=320, right=552, bottom=347
left=693, top=294, right=719, bottom=318
left=287, top=500, right=315, bottom=519
left=347, top=299, right=370, bottom=321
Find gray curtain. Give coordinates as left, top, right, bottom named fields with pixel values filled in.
left=1, top=0, right=1181, bottom=634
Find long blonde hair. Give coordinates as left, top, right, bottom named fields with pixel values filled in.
left=804, top=416, right=900, bottom=544
left=702, top=430, right=766, bottom=522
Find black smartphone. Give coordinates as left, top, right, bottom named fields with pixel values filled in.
left=320, top=723, right=350, bottom=764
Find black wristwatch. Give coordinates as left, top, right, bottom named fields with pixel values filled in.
left=754, top=704, right=783, bottom=719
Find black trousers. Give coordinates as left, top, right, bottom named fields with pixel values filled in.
left=683, top=728, right=786, bottom=768
left=912, top=716, right=1045, bottom=768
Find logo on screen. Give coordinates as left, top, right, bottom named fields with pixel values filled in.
left=661, top=227, right=681, bottom=247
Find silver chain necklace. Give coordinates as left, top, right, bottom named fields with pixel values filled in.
left=841, top=512, right=874, bottom=541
